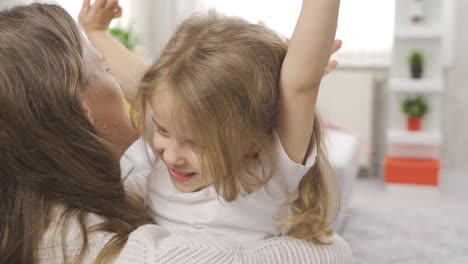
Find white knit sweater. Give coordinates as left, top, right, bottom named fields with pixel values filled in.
left=116, top=225, right=352, bottom=264
left=39, top=219, right=351, bottom=263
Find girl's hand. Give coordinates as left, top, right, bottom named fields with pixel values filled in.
left=79, top=0, right=122, bottom=34
left=257, top=21, right=341, bottom=77
left=323, top=39, right=342, bottom=76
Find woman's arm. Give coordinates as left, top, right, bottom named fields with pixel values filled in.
left=241, top=233, right=353, bottom=264
left=276, top=0, right=340, bottom=164
left=79, top=0, right=147, bottom=105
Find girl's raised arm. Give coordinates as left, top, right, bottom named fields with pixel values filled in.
left=79, top=0, right=146, bottom=105
left=276, top=0, right=340, bottom=164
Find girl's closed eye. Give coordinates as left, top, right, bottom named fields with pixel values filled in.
left=155, top=125, right=168, bottom=137
left=184, top=139, right=198, bottom=149
left=151, top=116, right=169, bottom=137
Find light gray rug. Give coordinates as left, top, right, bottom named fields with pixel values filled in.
left=341, top=206, right=468, bottom=264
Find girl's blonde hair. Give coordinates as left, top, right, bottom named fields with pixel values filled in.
left=0, top=4, right=152, bottom=263
left=137, top=11, right=339, bottom=243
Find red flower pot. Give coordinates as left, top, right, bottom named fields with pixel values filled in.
left=407, top=117, right=421, bottom=131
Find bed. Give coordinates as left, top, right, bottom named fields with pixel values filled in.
left=324, top=128, right=361, bottom=233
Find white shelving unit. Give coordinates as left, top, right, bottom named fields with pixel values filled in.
left=387, top=129, right=442, bottom=146
left=386, top=0, right=445, bottom=158
left=394, top=27, right=443, bottom=39
left=384, top=0, right=448, bottom=186
left=388, top=78, right=443, bottom=94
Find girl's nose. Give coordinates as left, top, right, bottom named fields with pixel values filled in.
left=163, top=141, right=186, bottom=167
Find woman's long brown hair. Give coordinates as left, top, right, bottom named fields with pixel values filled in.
left=0, top=4, right=151, bottom=263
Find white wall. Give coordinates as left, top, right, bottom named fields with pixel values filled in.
left=442, top=0, right=468, bottom=172
left=318, top=69, right=375, bottom=169
left=0, top=0, right=32, bottom=8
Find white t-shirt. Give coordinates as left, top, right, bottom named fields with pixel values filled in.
left=37, top=138, right=351, bottom=264
left=147, top=133, right=317, bottom=242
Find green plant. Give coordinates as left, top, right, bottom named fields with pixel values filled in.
left=108, top=26, right=140, bottom=51
left=408, top=51, right=424, bottom=68
left=402, top=96, right=428, bottom=118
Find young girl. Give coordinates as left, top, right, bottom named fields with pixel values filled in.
left=80, top=0, right=341, bottom=244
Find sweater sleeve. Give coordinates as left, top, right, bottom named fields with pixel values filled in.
left=38, top=209, right=115, bottom=264
left=115, top=226, right=352, bottom=264
left=239, top=233, right=353, bottom=264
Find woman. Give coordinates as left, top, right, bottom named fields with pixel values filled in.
left=0, top=3, right=351, bottom=263
left=0, top=3, right=151, bottom=263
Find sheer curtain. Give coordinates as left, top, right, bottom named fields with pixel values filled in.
left=135, top=0, right=206, bottom=60
left=202, top=0, right=395, bottom=68
left=106, top=0, right=206, bottom=61
left=1, top=0, right=33, bottom=9
left=30, top=0, right=395, bottom=67
left=122, top=0, right=396, bottom=65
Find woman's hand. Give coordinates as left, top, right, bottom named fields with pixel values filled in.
left=79, top=0, right=122, bottom=34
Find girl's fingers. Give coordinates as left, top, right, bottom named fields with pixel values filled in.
left=331, top=39, right=342, bottom=55
left=105, top=0, right=118, bottom=10
left=79, top=0, right=91, bottom=18
left=82, top=0, right=90, bottom=10
left=324, top=60, right=338, bottom=76
left=113, top=6, right=122, bottom=18
left=93, top=0, right=107, bottom=9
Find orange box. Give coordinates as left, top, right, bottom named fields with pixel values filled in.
left=384, top=157, right=439, bottom=186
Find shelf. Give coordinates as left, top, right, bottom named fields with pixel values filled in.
left=386, top=0, right=446, bottom=165
left=387, top=129, right=441, bottom=146
left=388, top=78, right=443, bottom=93
left=395, top=26, right=443, bottom=39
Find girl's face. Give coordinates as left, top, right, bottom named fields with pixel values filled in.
left=151, top=91, right=212, bottom=192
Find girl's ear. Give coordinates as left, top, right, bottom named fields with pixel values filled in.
left=247, top=142, right=261, bottom=157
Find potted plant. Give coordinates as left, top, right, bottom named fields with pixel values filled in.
left=401, top=96, right=428, bottom=131
left=408, top=51, right=424, bottom=79
left=108, top=26, right=140, bottom=52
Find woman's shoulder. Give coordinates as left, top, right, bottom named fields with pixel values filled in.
left=241, top=233, right=353, bottom=264
left=116, top=226, right=352, bottom=264
left=115, top=225, right=233, bottom=264
left=38, top=208, right=114, bottom=263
